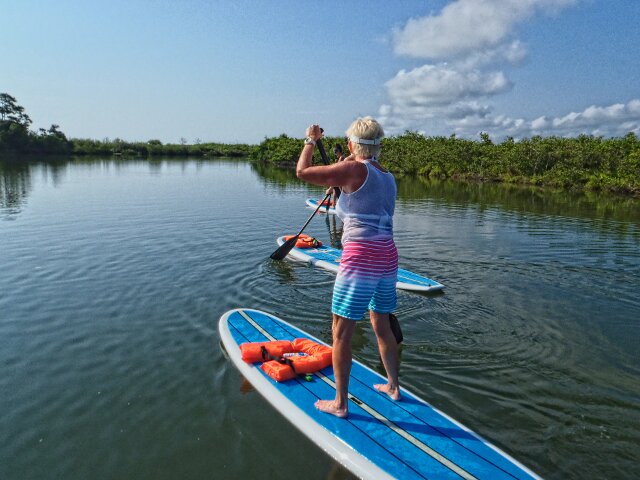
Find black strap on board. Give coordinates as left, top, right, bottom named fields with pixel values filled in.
left=260, top=345, right=297, bottom=374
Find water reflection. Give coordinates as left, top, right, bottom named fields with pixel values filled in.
left=3, top=158, right=638, bottom=229
left=395, top=176, right=640, bottom=229
left=0, top=161, right=31, bottom=219
left=324, top=215, right=343, bottom=249
left=250, top=162, right=300, bottom=191
left=252, top=162, right=640, bottom=229
left=1, top=158, right=75, bottom=220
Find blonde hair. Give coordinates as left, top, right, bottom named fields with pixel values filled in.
left=346, top=116, right=384, bottom=158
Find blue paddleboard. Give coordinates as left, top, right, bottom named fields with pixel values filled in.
left=219, top=308, right=541, bottom=480
left=306, top=198, right=337, bottom=215
left=276, top=236, right=444, bottom=292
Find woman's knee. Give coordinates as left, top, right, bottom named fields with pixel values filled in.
left=370, top=311, right=392, bottom=337
left=332, top=315, right=355, bottom=343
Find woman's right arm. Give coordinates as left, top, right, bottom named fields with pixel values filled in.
left=296, top=158, right=365, bottom=192
left=296, top=124, right=366, bottom=192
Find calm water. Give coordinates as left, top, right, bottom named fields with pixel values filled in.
left=1, top=158, right=639, bottom=480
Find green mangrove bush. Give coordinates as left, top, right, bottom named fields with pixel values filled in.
left=252, top=131, right=640, bottom=196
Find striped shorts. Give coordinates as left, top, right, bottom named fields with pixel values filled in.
left=331, top=238, right=398, bottom=320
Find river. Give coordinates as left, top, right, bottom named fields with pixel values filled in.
left=1, top=158, right=638, bottom=479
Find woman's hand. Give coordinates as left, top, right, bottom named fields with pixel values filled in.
left=305, top=124, right=323, bottom=142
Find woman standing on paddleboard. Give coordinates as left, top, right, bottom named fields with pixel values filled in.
left=297, top=117, right=400, bottom=418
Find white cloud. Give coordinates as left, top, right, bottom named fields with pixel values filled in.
left=385, top=64, right=512, bottom=108
left=453, top=40, right=528, bottom=70
left=530, top=116, right=550, bottom=131
left=380, top=99, right=640, bottom=139
left=379, top=0, right=638, bottom=139
left=393, top=0, right=576, bottom=60
left=552, top=101, right=640, bottom=129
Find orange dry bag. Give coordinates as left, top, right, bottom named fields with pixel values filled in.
left=240, top=340, right=294, bottom=363
left=283, top=234, right=322, bottom=249
left=240, top=338, right=332, bottom=382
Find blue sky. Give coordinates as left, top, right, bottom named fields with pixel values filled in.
left=2, top=0, right=639, bottom=143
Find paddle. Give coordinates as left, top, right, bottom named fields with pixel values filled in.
left=316, top=139, right=333, bottom=213
left=270, top=138, right=331, bottom=261
left=270, top=191, right=331, bottom=260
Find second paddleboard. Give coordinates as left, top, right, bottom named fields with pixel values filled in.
left=276, top=236, right=444, bottom=292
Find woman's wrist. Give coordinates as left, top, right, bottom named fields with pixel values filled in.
left=304, top=137, right=316, bottom=146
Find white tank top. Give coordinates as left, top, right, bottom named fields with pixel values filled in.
left=335, top=159, right=396, bottom=244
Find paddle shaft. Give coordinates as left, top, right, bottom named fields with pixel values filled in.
left=269, top=190, right=331, bottom=260
left=294, top=190, right=332, bottom=237
left=316, top=136, right=340, bottom=212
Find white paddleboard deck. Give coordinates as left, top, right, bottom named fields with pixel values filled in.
left=276, top=236, right=444, bottom=292
left=219, top=308, right=540, bottom=480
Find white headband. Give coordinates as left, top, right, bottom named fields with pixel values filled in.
left=349, top=135, right=381, bottom=145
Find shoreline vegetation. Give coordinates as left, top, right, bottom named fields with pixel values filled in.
left=2, top=93, right=639, bottom=197
left=251, top=133, right=640, bottom=197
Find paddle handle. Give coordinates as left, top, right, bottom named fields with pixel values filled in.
left=317, top=138, right=329, bottom=165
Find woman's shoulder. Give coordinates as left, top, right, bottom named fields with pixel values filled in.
left=335, top=159, right=368, bottom=193
left=366, top=159, right=390, bottom=174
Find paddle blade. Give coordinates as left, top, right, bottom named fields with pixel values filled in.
left=270, top=235, right=298, bottom=261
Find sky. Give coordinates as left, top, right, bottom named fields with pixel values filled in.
left=1, top=0, right=639, bottom=144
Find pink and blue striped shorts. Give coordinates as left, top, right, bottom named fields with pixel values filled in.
left=331, top=238, right=398, bottom=320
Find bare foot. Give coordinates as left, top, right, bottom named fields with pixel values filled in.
left=374, top=383, right=401, bottom=401
left=315, top=399, right=348, bottom=418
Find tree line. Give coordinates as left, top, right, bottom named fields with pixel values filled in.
left=250, top=132, right=640, bottom=196
left=2, top=92, right=638, bottom=196
left=0, top=93, right=251, bottom=158
left=0, top=93, right=73, bottom=154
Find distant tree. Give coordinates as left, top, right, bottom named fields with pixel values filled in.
left=0, top=118, right=30, bottom=151
left=0, top=92, right=73, bottom=155
left=0, top=93, right=32, bottom=127
left=47, top=124, right=67, bottom=140
left=480, top=132, right=493, bottom=145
